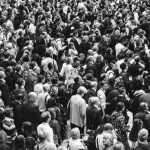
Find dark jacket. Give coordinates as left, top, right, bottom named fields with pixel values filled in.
left=21, top=102, right=41, bottom=131
left=86, top=106, right=103, bottom=130
left=0, top=79, right=11, bottom=106
left=135, top=142, right=150, bottom=150
left=134, top=111, right=150, bottom=134
left=11, top=100, right=23, bottom=133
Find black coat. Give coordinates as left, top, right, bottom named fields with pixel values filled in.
left=21, top=102, right=41, bottom=131
left=0, top=79, right=11, bottom=106
left=86, top=106, right=103, bottom=130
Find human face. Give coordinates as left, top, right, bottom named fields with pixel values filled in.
left=103, top=135, right=112, bottom=146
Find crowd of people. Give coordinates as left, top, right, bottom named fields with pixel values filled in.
left=0, top=0, right=150, bottom=149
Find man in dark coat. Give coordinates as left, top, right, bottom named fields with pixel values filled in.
left=0, top=71, right=11, bottom=106
left=21, top=92, right=41, bottom=131
left=86, top=97, right=103, bottom=150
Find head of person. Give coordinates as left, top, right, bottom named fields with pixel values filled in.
left=116, top=102, right=125, bottom=112
left=17, top=78, right=25, bottom=88
left=28, top=92, right=37, bottom=103
left=103, top=123, right=114, bottom=133
left=120, top=62, right=127, bottom=71
left=15, top=64, right=23, bottom=74
left=0, top=71, right=6, bottom=79
left=138, top=128, right=149, bottom=142
left=108, top=77, right=115, bottom=86
left=139, top=102, right=149, bottom=112
left=15, top=135, right=25, bottom=150
left=103, top=133, right=114, bottom=147
left=37, top=75, right=45, bottom=83
left=77, top=86, right=87, bottom=97
left=89, top=96, right=100, bottom=107
left=41, top=111, right=51, bottom=123
left=33, top=66, right=40, bottom=75
left=100, top=80, right=108, bottom=90
left=37, top=124, right=49, bottom=142
left=43, top=83, right=50, bottom=93
left=70, top=127, right=80, bottom=140
left=113, top=142, right=125, bottom=150
left=21, top=121, right=33, bottom=136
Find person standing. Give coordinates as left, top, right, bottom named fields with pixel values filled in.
left=0, top=71, right=11, bottom=106
left=86, top=97, right=103, bottom=150
left=67, top=86, right=87, bottom=134
left=21, top=92, right=41, bottom=131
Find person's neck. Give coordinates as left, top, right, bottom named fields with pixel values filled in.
left=40, top=139, right=47, bottom=145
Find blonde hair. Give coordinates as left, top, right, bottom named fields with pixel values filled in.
left=70, top=128, right=80, bottom=139
left=138, top=128, right=149, bottom=142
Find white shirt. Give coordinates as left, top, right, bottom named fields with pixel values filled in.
left=97, top=89, right=106, bottom=109
left=38, top=123, right=54, bottom=143
left=38, top=92, right=50, bottom=112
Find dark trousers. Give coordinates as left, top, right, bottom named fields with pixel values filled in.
left=71, top=123, right=84, bottom=134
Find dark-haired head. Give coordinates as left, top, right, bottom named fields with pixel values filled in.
left=116, top=102, right=125, bottom=112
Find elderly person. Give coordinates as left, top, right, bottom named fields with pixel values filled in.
left=96, top=123, right=117, bottom=150
left=21, top=92, right=41, bottom=131
left=67, top=86, right=87, bottom=134
left=68, top=127, right=85, bottom=150
left=135, top=128, right=150, bottom=150
left=34, top=123, right=57, bottom=150
left=103, top=133, right=114, bottom=150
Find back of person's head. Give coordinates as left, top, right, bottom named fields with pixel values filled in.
left=139, top=102, right=148, bottom=111
left=103, top=123, right=113, bottom=131
left=120, top=62, right=126, bottom=71
left=41, top=111, right=51, bottom=123
left=5, top=66, right=12, bottom=74
left=15, top=135, right=25, bottom=150
left=15, top=64, right=22, bottom=72
left=116, top=102, right=125, bottom=112
left=43, top=83, right=50, bottom=92
left=0, top=71, right=6, bottom=79
left=89, top=97, right=99, bottom=107
left=70, top=127, right=80, bottom=139
left=108, top=77, right=115, bottom=86
left=37, top=75, right=45, bottom=83
left=46, top=97, right=57, bottom=108
left=37, top=124, right=48, bottom=142
left=113, top=142, right=125, bottom=150
left=22, top=122, right=33, bottom=135
left=138, top=128, right=148, bottom=142
left=17, top=78, right=25, bottom=87
left=132, top=119, right=143, bottom=130
left=77, top=86, right=87, bottom=95
left=3, top=51, right=10, bottom=59
left=28, top=92, right=37, bottom=103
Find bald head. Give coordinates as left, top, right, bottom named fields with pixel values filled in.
left=43, top=83, right=50, bottom=92
left=0, top=71, right=6, bottom=79
left=28, top=92, right=37, bottom=102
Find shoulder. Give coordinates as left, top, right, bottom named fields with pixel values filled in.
left=45, top=142, right=57, bottom=150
